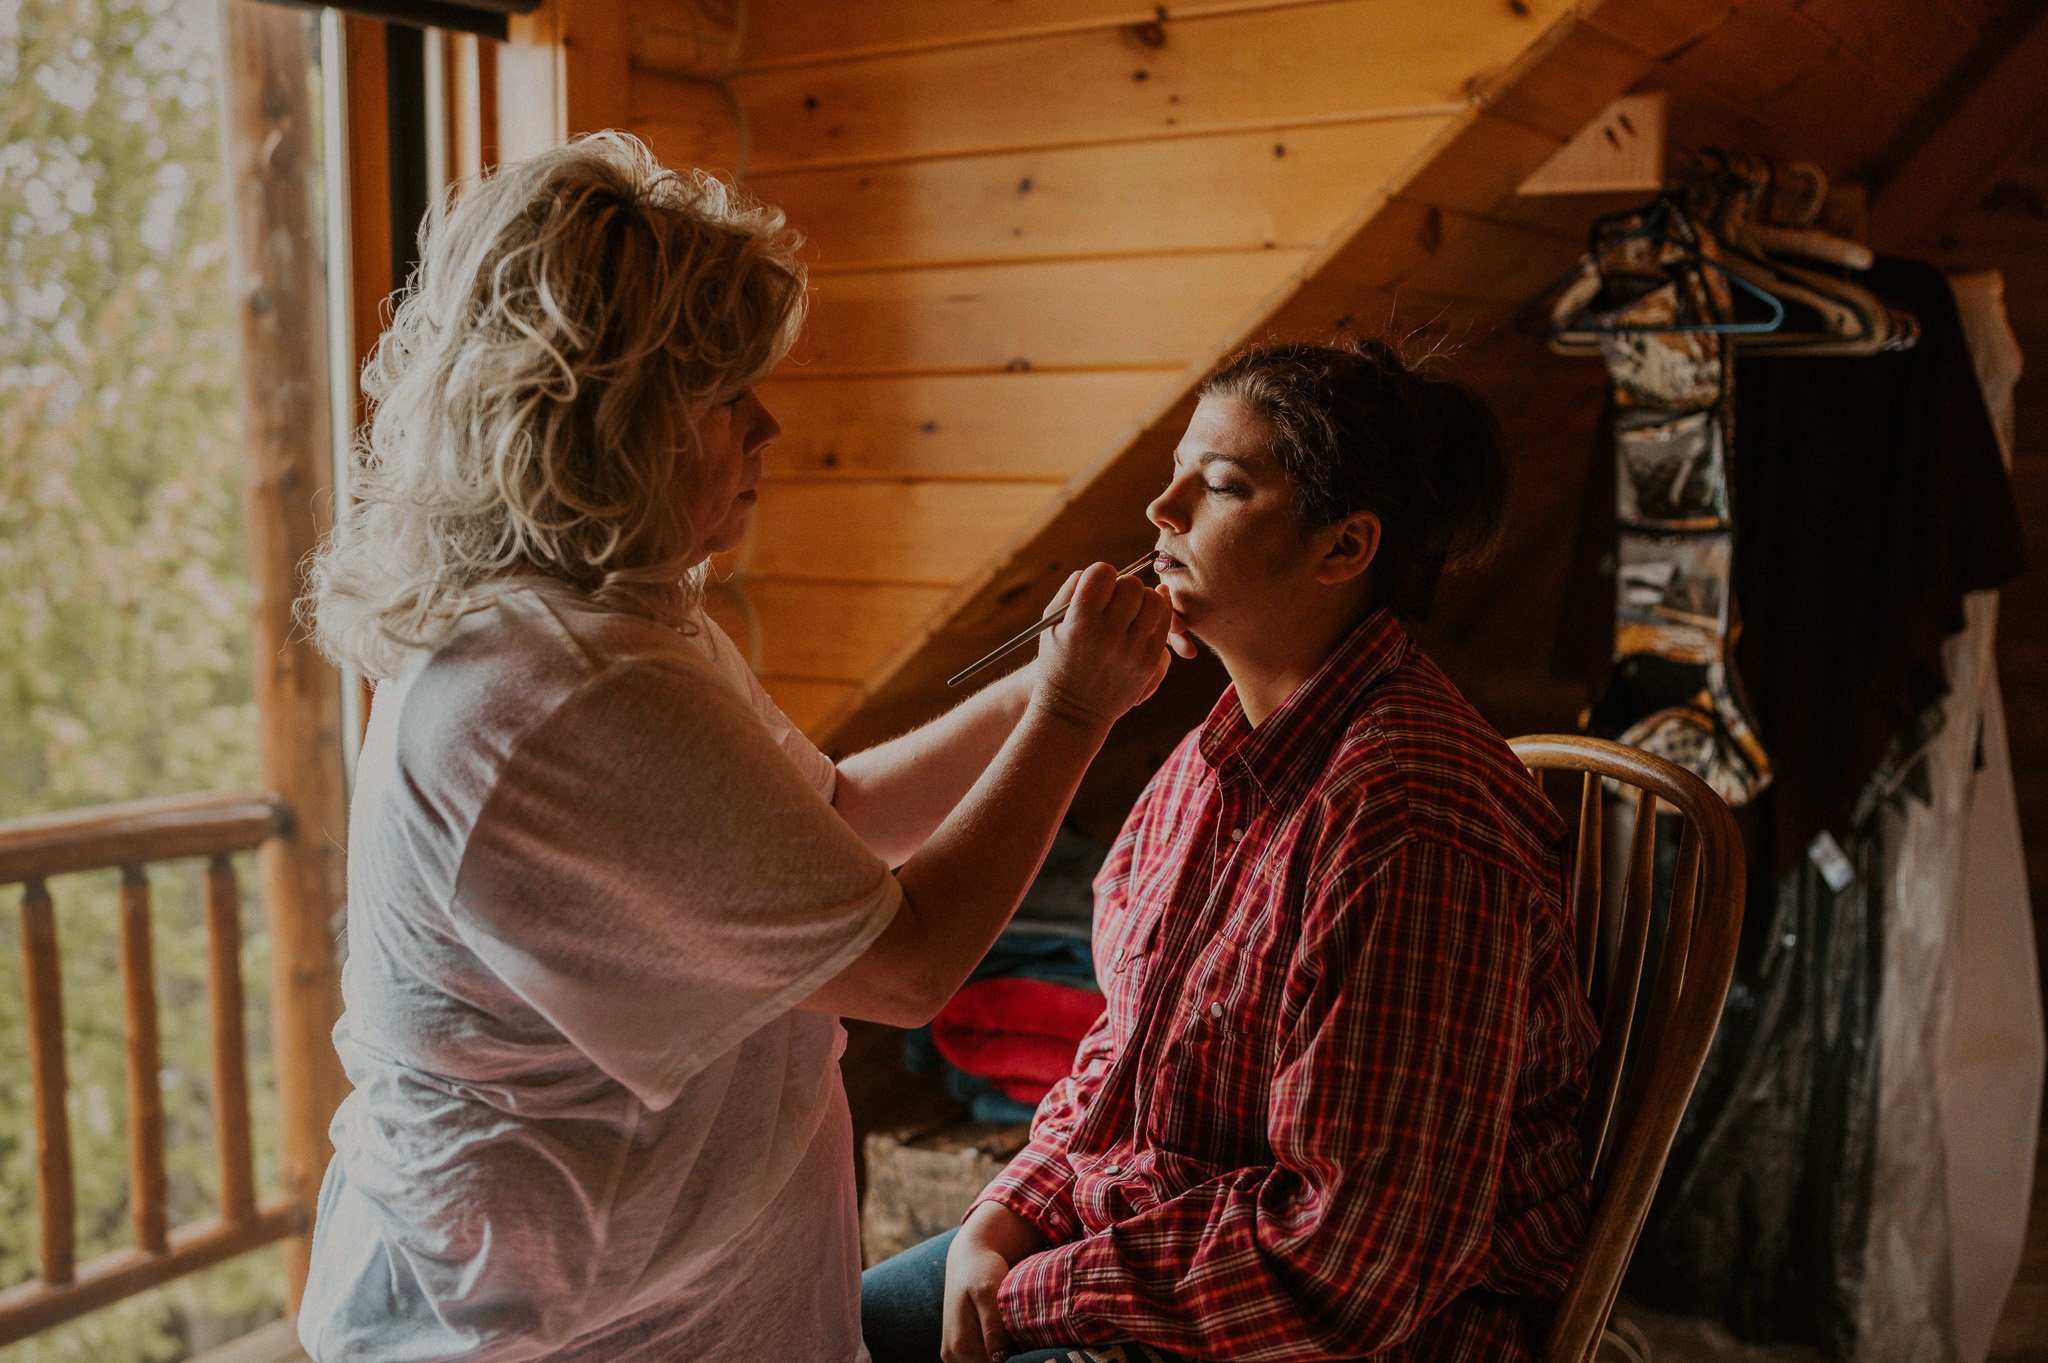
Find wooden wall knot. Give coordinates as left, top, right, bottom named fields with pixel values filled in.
left=1419, top=206, right=1445, bottom=254
left=1123, top=20, right=1167, bottom=51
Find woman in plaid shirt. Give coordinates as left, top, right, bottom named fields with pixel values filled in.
left=863, top=340, right=1598, bottom=1363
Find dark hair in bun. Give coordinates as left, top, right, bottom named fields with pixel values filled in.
left=1199, top=337, right=1507, bottom=621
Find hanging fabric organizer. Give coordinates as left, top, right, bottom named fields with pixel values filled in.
left=1562, top=199, right=1773, bottom=806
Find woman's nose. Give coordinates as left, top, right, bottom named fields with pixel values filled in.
left=1147, top=479, right=1188, bottom=534
left=747, top=392, right=782, bottom=450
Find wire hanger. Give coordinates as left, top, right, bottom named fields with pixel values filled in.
left=1515, top=195, right=1787, bottom=344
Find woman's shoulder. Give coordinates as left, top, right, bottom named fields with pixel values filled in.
left=394, top=588, right=728, bottom=772
left=1315, top=661, right=1565, bottom=886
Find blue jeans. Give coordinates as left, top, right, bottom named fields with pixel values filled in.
left=860, top=1229, right=1169, bottom=1363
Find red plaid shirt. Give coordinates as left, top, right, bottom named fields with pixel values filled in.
left=977, top=609, right=1597, bottom=1363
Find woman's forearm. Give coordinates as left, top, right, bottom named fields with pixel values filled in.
left=833, top=664, right=1035, bottom=867
left=959, top=1201, right=1051, bottom=1265
left=800, top=693, right=1109, bottom=1026
left=800, top=565, right=1173, bottom=1028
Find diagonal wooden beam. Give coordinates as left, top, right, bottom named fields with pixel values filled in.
left=1867, top=0, right=2048, bottom=253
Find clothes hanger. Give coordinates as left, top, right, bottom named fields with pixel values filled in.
left=1516, top=196, right=1788, bottom=349
left=1739, top=254, right=1897, bottom=355
left=1748, top=222, right=1875, bottom=272
left=1745, top=160, right=1881, bottom=272
left=1694, top=153, right=1904, bottom=356
left=1716, top=244, right=1867, bottom=341
left=1523, top=153, right=1919, bottom=358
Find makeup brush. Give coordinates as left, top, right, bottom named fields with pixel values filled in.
left=945, top=551, right=1157, bottom=688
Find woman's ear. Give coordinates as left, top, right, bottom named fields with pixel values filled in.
left=1314, top=510, right=1381, bottom=586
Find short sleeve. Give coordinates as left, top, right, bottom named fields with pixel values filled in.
left=685, top=613, right=838, bottom=803
left=450, top=659, right=899, bottom=1109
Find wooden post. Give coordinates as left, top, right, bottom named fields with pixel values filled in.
left=205, top=855, right=258, bottom=1224
left=215, top=0, right=353, bottom=1307
left=339, top=13, right=392, bottom=754
left=20, top=879, right=75, bottom=1286
left=341, top=14, right=392, bottom=354
left=117, top=866, right=169, bottom=1255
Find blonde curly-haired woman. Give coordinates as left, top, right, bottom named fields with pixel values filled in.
left=295, top=133, right=1177, bottom=1363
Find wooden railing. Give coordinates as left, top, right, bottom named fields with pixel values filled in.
left=0, top=791, right=304, bottom=1344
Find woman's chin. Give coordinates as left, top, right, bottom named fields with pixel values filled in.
left=1160, top=584, right=1210, bottom=628
left=699, top=518, right=749, bottom=559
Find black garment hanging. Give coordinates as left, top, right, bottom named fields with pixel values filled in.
left=1726, top=257, right=2024, bottom=882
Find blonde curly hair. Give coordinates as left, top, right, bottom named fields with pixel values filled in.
left=305, top=132, right=806, bottom=679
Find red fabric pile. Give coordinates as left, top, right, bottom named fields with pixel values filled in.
left=929, top=975, right=1105, bottom=1105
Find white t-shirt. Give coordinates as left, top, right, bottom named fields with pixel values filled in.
left=298, top=586, right=899, bottom=1362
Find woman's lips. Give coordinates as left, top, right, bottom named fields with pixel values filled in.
left=1154, top=550, right=1185, bottom=573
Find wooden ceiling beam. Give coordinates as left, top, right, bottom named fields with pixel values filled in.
left=1868, top=0, right=2048, bottom=252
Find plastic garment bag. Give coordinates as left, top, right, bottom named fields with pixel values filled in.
left=1624, top=818, right=1882, bottom=1358
left=1855, top=272, right=2042, bottom=1363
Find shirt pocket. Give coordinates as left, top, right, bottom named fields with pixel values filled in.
left=1098, top=908, right=1161, bottom=1049
left=1143, top=936, right=1290, bottom=1166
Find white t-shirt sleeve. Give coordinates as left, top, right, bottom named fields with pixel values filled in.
left=449, top=657, right=898, bottom=1110
left=687, top=614, right=838, bottom=802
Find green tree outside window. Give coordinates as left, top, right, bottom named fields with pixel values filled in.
left=2, top=0, right=314, bottom=1356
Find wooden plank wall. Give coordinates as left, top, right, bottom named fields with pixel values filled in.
left=799, top=0, right=1697, bottom=759
left=694, top=0, right=1579, bottom=733
left=609, top=0, right=2025, bottom=798
left=782, top=0, right=2028, bottom=816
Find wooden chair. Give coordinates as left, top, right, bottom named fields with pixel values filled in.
left=1508, top=735, right=1747, bottom=1363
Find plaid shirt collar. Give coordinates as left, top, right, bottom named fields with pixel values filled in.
left=1196, top=606, right=1410, bottom=805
